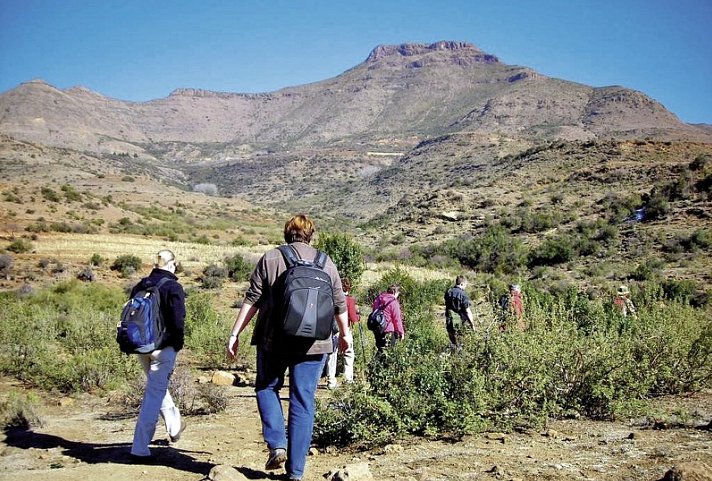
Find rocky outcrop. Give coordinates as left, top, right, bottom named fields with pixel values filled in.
left=366, top=41, right=498, bottom=64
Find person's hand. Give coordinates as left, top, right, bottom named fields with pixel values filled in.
left=227, top=334, right=239, bottom=359
left=338, top=331, right=353, bottom=353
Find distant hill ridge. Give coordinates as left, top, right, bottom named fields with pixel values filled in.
left=0, top=41, right=710, bottom=160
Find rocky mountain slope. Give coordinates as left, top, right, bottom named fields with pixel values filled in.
left=1, top=41, right=709, bottom=160
left=1, top=41, right=711, bottom=290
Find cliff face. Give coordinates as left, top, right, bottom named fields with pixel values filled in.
left=0, top=42, right=709, bottom=157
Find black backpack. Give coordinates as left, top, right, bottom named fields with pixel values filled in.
left=367, top=298, right=394, bottom=334
left=277, top=245, right=335, bottom=340
left=117, top=277, right=169, bottom=354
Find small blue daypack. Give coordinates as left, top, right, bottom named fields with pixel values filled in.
left=116, top=277, right=169, bottom=354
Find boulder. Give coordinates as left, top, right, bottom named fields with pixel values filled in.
left=324, top=461, right=374, bottom=481
left=661, top=462, right=712, bottom=481
left=208, top=464, right=248, bottom=481
left=211, top=371, right=236, bottom=386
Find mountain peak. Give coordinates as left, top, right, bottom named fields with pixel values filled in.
left=366, top=41, right=498, bottom=64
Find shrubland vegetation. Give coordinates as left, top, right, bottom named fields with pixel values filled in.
left=0, top=148, right=710, bottom=446
left=314, top=270, right=712, bottom=447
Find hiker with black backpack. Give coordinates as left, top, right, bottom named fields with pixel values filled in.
left=226, top=214, right=351, bottom=481
left=444, top=275, right=476, bottom=349
left=369, top=284, right=404, bottom=351
left=122, top=249, right=187, bottom=463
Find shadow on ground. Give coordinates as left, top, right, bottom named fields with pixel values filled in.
left=4, top=426, right=214, bottom=475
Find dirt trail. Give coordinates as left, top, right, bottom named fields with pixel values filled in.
left=1, top=379, right=711, bottom=481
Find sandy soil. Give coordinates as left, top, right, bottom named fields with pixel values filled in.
left=1, top=378, right=710, bottom=481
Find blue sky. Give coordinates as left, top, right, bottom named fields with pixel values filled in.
left=1, top=0, right=710, bottom=124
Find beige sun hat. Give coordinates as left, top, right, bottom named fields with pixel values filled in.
left=617, top=285, right=630, bottom=295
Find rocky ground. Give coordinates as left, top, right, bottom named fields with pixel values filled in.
left=1, top=377, right=710, bottom=481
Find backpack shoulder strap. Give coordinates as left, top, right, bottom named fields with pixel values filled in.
left=277, top=244, right=299, bottom=268
left=313, top=250, right=327, bottom=269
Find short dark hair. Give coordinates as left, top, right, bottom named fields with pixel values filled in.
left=456, top=275, right=466, bottom=286
left=342, top=277, right=352, bottom=292
left=387, top=284, right=399, bottom=295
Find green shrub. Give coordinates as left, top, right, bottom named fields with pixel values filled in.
left=224, top=254, right=253, bottom=282
left=185, top=291, right=244, bottom=366
left=61, top=184, right=82, bottom=202
left=644, top=190, right=670, bottom=221
left=315, top=232, right=365, bottom=285
left=528, top=234, right=576, bottom=266
left=0, top=282, right=138, bottom=393
left=599, top=192, right=640, bottom=223
left=40, top=187, right=60, bottom=202
left=444, top=224, right=527, bottom=274
left=689, top=154, right=711, bottom=171
left=0, top=390, right=43, bottom=429
left=201, top=264, right=227, bottom=289
left=90, top=253, right=104, bottom=267
left=231, top=236, right=251, bottom=247
left=111, top=254, right=142, bottom=277
left=631, top=259, right=664, bottom=281
left=7, top=238, right=32, bottom=254
left=0, top=254, right=13, bottom=277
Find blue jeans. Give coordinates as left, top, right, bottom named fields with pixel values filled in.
left=255, top=346, right=326, bottom=480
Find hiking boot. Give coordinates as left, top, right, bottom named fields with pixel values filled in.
left=265, top=447, right=287, bottom=470
left=327, top=380, right=338, bottom=390
left=169, top=419, right=187, bottom=443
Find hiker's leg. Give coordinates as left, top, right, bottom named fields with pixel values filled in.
left=343, top=344, right=355, bottom=382
left=326, top=344, right=338, bottom=387
left=131, top=347, right=177, bottom=456
left=155, top=347, right=181, bottom=437
left=447, top=328, right=458, bottom=347
left=285, top=354, right=325, bottom=480
left=255, top=347, right=288, bottom=451
left=374, top=331, right=387, bottom=351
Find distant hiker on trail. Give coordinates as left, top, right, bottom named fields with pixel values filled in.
left=325, top=277, right=359, bottom=389
left=613, top=285, right=637, bottom=317
left=128, top=249, right=187, bottom=463
left=371, top=284, right=404, bottom=351
left=226, top=214, right=351, bottom=481
left=444, top=275, right=476, bottom=349
left=498, top=284, right=526, bottom=331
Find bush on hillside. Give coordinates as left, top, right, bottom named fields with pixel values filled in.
left=7, top=238, right=32, bottom=254
left=0, top=254, right=14, bottom=278
left=0, top=282, right=137, bottom=393
left=315, top=232, right=365, bottom=286
left=110, top=254, right=142, bottom=278
left=224, top=254, right=253, bottom=282
left=444, top=224, right=527, bottom=275
left=201, top=264, right=227, bottom=289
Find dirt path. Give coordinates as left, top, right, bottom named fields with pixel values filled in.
left=1, top=380, right=711, bottom=481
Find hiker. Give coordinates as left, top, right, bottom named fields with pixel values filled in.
left=613, top=285, right=636, bottom=317
left=444, top=275, right=476, bottom=348
left=498, top=284, right=526, bottom=331
left=226, top=214, right=351, bottom=481
left=371, top=284, right=404, bottom=351
left=129, top=249, right=187, bottom=462
left=325, top=277, right=359, bottom=389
